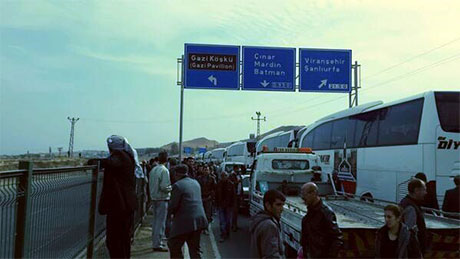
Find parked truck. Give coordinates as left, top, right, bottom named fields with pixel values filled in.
left=249, top=147, right=460, bottom=258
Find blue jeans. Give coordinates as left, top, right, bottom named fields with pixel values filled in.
left=151, top=200, right=168, bottom=248
left=218, top=207, right=232, bottom=238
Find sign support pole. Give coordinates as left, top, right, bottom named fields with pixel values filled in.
left=349, top=61, right=360, bottom=108
left=179, top=55, right=184, bottom=163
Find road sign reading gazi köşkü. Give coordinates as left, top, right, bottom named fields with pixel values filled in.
left=242, top=46, right=296, bottom=91
left=299, top=48, right=351, bottom=93
left=184, top=44, right=240, bottom=90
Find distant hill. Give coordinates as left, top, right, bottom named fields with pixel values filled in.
left=139, top=125, right=304, bottom=156
left=161, top=137, right=219, bottom=150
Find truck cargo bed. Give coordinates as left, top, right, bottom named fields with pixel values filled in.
left=285, top=195, right=459, bottom=229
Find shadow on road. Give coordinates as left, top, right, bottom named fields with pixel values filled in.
left=211, top=213, right=251, bottom=258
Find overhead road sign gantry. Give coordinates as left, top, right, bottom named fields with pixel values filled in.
left=184, top=43, right=240, bottom=90
left=299, top=48, right=352, bottom=93
left=242, top=46, right=296, bottom=92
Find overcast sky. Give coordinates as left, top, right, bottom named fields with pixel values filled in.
left=1, top=0, right=459, bottom=155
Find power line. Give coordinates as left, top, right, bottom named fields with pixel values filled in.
left=363, top=52, right=460, bottom=92
left=270, top=52, right=460, bottom=118
left=80, top=118, right=174, bottom=124
left=269, top=38, right=460, bottom=118
left=363, top=36, right=460, bottom=80
left=270, top=95, right=348, bottom=118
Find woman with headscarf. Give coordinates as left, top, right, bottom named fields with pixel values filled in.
left=97, top=135, right=139, bottom=258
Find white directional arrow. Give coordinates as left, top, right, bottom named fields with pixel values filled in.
left=260, top=80, right=270, bottom=87
left=318, top=79, right=327, bottom=89
left=208, top=75, right=217, bottom=86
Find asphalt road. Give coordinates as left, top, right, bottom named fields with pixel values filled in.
left=210, top=211, right=251, bottom=258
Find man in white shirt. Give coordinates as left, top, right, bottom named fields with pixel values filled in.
left=149, top=151, right=172, bottom=252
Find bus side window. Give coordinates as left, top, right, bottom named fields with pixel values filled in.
left=353, top=110, right=380, bottom=147
left=313, top=122, right=333, bottom=150
left=304, top=132, right=314, bottom=148
left=331, top=119, right=347, bottom=149
left=378, top=99, right=423, bottom=146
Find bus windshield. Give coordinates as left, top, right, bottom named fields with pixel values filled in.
left=435, top=92, right=460, bottom=133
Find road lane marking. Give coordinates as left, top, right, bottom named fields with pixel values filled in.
left=208, top=224, right=221, bottom=259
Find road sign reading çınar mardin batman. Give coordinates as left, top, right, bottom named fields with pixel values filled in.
left=184, top=44, right=240, bottom=90
left=242, top=46, right=295, bottom=91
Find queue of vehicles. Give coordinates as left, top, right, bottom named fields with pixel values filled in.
left=208, top=91, right=459, bottom=206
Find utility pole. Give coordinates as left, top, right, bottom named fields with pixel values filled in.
left=251, top=111, right=266, bottom=138
left=67, top=117, right=79, bottom=158
left=349, top=61, right=361, bottom=108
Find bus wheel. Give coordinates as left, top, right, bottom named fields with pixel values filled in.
left=360, top=193, right=374, bottom=203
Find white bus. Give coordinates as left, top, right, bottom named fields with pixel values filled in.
left=210, top=148, right=226, bottom=164
left=225, top=142, right=253, bottom=168
left=292, top=126, right=309, bottom=148
left=256, top=132, right=286, bottom=153
left=256, top=128, right=305, bottom=153
left=299, top=91, right=460, bottom=206
left=203, top=151, right=212, bottom=163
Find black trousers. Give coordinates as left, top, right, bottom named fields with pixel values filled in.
left=202, top=198, right=213, bottom=222
left=106, top=211, right=134, bottom=259
left=168, top=230, right=202, bottom=259
left=232, top=198, right=239, bottom=229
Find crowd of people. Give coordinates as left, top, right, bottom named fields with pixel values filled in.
left=91, top=135, right=459, bottom=259
left=145, top=156, right=246, bottom=241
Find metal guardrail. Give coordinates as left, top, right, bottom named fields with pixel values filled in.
left=0, top=161, right=149, bottom=259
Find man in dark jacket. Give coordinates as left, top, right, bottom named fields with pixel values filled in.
left=399, top=178, right=428, bottom=254
left=97, top=135, right=138, bottom=259
left=229, top=165, right=243, bottom=231
left=168, top=158, right=179, bottom=185
left=197, top=165, right=216, bottom=233
left=414, top=172, right=439, bottom=211
left=185, top=157, right=196, bottom=179
left=300, top=182, right=343, bottom=258
left=249, top=189, right=285, bottom=258
left=165, top=158, right=178, bottom=239
left=442, top=174, right=460, bottom=218
left=168, top=165, right=208, bottom=258
left=215, top=172, right=236, bottom=242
